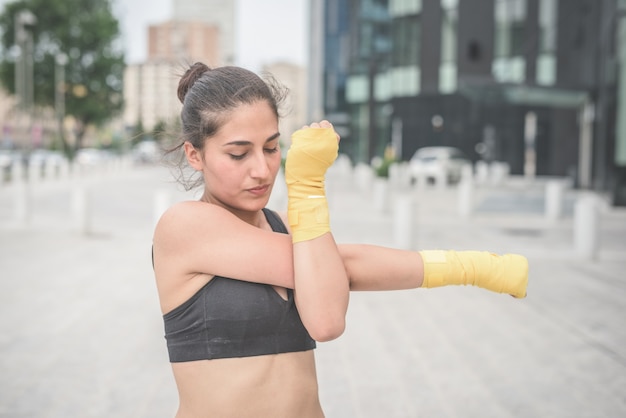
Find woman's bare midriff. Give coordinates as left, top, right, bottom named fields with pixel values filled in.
left=172, top=350, right=324, bottom=418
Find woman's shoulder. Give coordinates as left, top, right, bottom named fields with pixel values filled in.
left=155, top=201, right=231, bottom=240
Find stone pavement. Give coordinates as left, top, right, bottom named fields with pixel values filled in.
left=0, top=163, right=624, bottom=417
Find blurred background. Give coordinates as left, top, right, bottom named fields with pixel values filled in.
left=0, top=0, right=625, bottom=203
left=1, top=1, right=625, bottom=417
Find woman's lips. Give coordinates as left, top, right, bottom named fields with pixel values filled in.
left=247, top=185, right=270, bottom=195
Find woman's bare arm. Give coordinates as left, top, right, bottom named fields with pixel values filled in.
left=338, top=244, right=424, bottom=291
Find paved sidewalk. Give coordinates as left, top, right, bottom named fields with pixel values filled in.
left=0, top=164, right=625, bottom=417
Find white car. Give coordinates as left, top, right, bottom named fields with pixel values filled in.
left=410, top=146, right=470, bottom=185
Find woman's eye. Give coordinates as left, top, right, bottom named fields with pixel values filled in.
left=229, top=153, right=247, bottom=160
left=265, top=147, right=279, bottom=154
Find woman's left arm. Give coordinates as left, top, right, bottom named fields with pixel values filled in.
left=285, top=122, right=350, bottom=342
left=338, top=244, right=424, bottom=291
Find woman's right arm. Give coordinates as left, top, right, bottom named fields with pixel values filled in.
left=152, top=201, right=296, bottom=296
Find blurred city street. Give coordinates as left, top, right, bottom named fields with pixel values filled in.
left=0, top=162, right=625, bottom=417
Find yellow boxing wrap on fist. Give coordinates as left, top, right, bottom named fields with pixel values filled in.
left=419, top=250, right=528, bottom=298
left=285, top=127, right=338, bottom=243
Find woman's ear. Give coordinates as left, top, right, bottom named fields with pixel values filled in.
left=183, top=142, right=203, bottom=171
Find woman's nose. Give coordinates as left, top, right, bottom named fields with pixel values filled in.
left=249, top=152, right=270, bottom=178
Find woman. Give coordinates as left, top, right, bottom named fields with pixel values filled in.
left=152, top=63, right=528, bottom=417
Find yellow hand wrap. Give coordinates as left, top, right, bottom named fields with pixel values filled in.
left=419, top=250, right=528, bottom=298
left=285, top=127, right=338, bottom=243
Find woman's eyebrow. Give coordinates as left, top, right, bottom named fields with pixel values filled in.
left=223, top=132, right=280, bottom=147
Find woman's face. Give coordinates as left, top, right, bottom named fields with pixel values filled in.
left=185, top=100, right=282, bottom=216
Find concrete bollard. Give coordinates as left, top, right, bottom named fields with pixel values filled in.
left=354, top=163, right=374, bottom=194
left=43, top=157, right=60, bottom=180
left=573, top=194, right=599, bottom=260
left=59, top=158, right=70, bottom=179
left=389, top=162, right=412, bottom=190
left=153, top=189, right=172, bottom=228
left=461, top=163, right=473, bottom=184
left=388, top=163, right=401, bottom=189
left=11, top=160, right=23, bottom=184
left=28, top=161, right=40, bottom=183
left=393, top=194, right=415, bottom=249
left=490, top=162, right=510, bottom=185
left=72, top=184, right=92, bottom=235
left=458, top=180, right=473, bottom=218
left=14, top=178, right=31, bottom=224
left=545, top=180, right=565, bottom=221
left=373, top=177, right=389, bottom=213
left=475, top=161, right=489, bottom=184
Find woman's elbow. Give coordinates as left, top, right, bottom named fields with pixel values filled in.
left=309, top=319, right=346, bottom=342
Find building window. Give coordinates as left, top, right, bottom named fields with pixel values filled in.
left=389, top=0, right=422, bottom=17
left=537, top=0, right=557, bottom=85
left=493, top=0, right=527, bottom=83
left=392, top=15, right=419, bottom=67
left=439, top=0, right=458, bottom=93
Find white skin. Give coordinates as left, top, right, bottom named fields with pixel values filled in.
left=152, top=100, right=425, bottom=417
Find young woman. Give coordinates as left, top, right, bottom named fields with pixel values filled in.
left=152, top=63, right=528, bottom=418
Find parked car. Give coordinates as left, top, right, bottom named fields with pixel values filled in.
left=131, top=140, right=160, bottom=164
left=75, top=148, right=114, bottom=167
left=409, top=146, right=471, bottom=185
left=0, top=149, right=24, bottom=181
left=29, top=149, right=65, bottom=168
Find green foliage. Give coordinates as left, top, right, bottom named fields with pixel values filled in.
left=375, top=156, right=394, bottom=178
left=374, top=145, right=398, bottom=178
left=0, top=0, right=125, bottom=145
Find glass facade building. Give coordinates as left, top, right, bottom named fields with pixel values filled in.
left=320, top=0, right=626, bottom=202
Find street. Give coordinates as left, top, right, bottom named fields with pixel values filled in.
left=1, top=163, right=625, bottom=417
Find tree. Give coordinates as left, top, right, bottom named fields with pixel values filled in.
left=0, top=0, right=124, bottom=155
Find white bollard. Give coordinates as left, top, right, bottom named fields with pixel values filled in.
left=373, top=177, right=389, bottom=213
left=11, top=160, right=23, bottom=184
left=461, top=163, right=474, bottom=184
left=72, top=185, right=92, bottom=235
left=14, top=178, right=31, bottom=224
left=153, top=189, right=172, bottom=227
left=43, top=157, right=59, bottom=180
left=59, top=158, right=70, bottom=179
left=388, top=163, right=401, bottom=189
left=490, top=162, right=510, bottom=185
left=28, top=161, right=40, bottom=183
left=458, top=180, right=473, bottom=218
left=475, top=161, right=489, bottom=184
left=354, top=163, right=374, bottom=194
left=545, top=180, right=565, bottom=221
left=393, top=194, right=415, bottom=250
left=574, top=194, right=599, bottom=260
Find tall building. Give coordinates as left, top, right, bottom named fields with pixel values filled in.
left=123, top=61, right=182, bottom=133
left=172, top=0, right=236, bottom=65
left=263, top=62, right=308, bottom=145
left=318, top=0, right=626, bottom=203
left=148, top=21, right=220, bottom=66
left=123, top=20, right=221, bottom=132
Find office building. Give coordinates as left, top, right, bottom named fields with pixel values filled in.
left=318, top=0, right=626, bottom=203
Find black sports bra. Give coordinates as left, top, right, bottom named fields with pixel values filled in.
left=161, top=208, right=316, bottom=362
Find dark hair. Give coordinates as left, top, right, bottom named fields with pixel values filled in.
left=169, top=62, right=288, bottom=190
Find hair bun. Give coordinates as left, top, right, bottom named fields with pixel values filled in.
left=178, top=62, right=210, bottom=103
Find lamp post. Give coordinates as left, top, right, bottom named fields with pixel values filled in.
left=14, top=10, right=36, bottom=111
left=13, top=10, right=36, bottom=223
left=14, top=10, right=37, bottom=150
left=55, top=53, right=68, bottom=143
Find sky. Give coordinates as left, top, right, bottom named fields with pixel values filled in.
left=0, top=0, right=308, bottom=72
left=116, top=0, right=308, bottom=70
